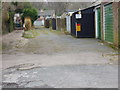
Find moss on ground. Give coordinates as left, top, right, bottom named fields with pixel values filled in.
left=50, top=29, right=63, bottom=35
left=0, top=44, right=2, bottom=51
left=23, top=30, right=40, bottom=38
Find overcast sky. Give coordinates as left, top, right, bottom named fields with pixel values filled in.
left=1, top=0, right=119, bottom=2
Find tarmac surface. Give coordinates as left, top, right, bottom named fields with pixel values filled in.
left=1, top=28, right=118, bottom=88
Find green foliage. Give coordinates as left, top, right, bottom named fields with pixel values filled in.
left=15, top=9, right=23, bottom=13
left=13, top=2, right=32, bottom=14
left=11, top=1, right=18, bottom=6
left=23, top=2, right=32, bottom=9
left=43, top=8, right=48, bottom=10
left=22, top=7, right=38, bottom=25
left=57, top=13, right=62, bottom=16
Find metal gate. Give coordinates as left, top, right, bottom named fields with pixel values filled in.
left=104, top=3, right=114, bottom=43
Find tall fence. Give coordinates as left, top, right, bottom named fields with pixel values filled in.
left=56, top=18, right=66, bottom=32
left=44, top=17, right=66, bottom=32
left=44, top=19, right=50, bottom=28
left=52, top=18, right=56, bottom=30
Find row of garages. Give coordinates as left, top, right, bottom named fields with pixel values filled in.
left=43, top=2, right=120, bottom=48
left=95, top=2, right=120, bottom=48
left=65, top=2, right=120, bottom=48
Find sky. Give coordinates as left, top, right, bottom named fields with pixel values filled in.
left=1, top=0, right=120, bottom=2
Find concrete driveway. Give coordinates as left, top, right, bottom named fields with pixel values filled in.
left=2, top=28, right=118, bottom=88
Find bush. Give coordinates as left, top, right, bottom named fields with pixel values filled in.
left=22, top=8, right=38, bottom=25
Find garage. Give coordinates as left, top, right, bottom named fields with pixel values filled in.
left=71, top=6, right=95, bottom=38
left=104, top=3, right=114, bottom=43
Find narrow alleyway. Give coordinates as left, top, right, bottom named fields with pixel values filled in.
left=2, top=28, right=118, bottom=88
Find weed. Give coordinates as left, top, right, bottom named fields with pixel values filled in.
left=23, top=30, right=39, bottom=38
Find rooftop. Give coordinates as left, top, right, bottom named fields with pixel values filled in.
left=38, top=10, right=55, bottom=16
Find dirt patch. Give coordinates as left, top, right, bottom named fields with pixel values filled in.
left=2, top=30, right=28, bottom=53
left=102, top=53, right=118, bottom=64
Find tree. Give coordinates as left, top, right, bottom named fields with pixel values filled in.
left=11, top=1, right=18, bottom=7
left=11, top=2, right=32, bottom=14
left=31, top=2, right=92, bottom=16
left=22, top=7, right=38, bottom=25
left=15, top=8, right=23, bottom=13
left=2, top=2, right=16, bottom=34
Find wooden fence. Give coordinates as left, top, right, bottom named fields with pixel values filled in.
left=44, top=18, right=66, bottom=32
left=56, top=18, right=66, bottom=32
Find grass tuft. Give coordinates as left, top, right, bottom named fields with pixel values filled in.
left=23, top=30, right=39, bottom=38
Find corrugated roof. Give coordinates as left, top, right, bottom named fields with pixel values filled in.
left=90, top=0, right=101, bottom=6
left=73, top=6, right=95, bottom=14
left=90, top=0, right=115, bottom=7
left=38, top=10, right=55, bottom=16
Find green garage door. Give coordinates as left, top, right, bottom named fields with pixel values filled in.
left=104, top=3, right=114, bottom=43
left=97, top=8, right=101, bottom=39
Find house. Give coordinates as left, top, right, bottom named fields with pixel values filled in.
left=34, top=10, right=55, bottom=28
left=94, top=1, right=120, bottom=48
left=38, top=9, right=55, bottom=19
left=34, top=17, right=44, bottom=28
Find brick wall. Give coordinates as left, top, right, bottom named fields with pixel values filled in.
left=112, top=2, right=119, bottom=47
